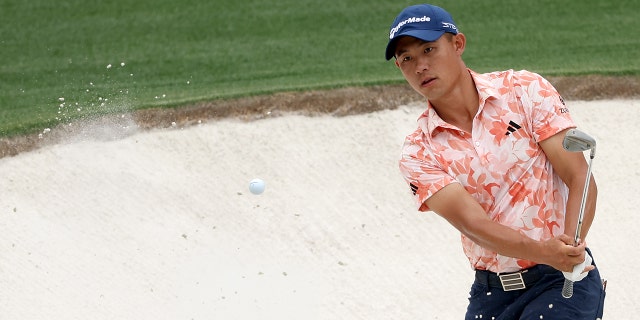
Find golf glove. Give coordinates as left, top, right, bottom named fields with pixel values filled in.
left=562, top=253, right=593, bottom=282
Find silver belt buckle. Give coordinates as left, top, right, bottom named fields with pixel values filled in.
left=499, top=271, right=527, bottom=291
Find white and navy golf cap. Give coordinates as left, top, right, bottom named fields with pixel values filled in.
left=385, top=4, right=459, bottom=60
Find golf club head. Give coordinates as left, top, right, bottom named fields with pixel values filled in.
left=563, top=129, right=596, bottom=153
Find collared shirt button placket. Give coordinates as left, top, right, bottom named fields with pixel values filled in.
left=473, top=140, right=489, bottom=166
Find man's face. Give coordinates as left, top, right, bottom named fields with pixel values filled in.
left=394, top=34, right=463, bottom=100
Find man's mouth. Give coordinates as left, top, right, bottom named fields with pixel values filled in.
left=421, top=77, right=436, bottom=87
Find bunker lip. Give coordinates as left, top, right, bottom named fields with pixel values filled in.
left=1, top=75, right=639, bottom=159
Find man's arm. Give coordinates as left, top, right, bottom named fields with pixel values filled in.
left=539, top=128, right=598, bottom=243
left=425, top=178, right=588, bottom=273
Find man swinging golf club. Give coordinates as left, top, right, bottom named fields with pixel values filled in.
left=386, top=4, right=606, bottom=319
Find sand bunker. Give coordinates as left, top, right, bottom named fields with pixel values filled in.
left=1, top=99, right=638, bottom=319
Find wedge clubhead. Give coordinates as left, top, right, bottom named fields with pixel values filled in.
left=563, top=129, right=596, bottom=158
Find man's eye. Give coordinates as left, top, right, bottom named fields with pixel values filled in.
left=402, top=56, right=412, bottom=62
left=425, top=47, right=434, bottom=53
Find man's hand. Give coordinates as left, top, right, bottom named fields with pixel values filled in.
left=539, top=234, right=595, bottom=273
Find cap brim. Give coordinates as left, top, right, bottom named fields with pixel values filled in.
left=385, top=29, right=446, bottom=60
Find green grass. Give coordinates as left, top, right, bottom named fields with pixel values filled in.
left=1, top=0, right=639, bottom=137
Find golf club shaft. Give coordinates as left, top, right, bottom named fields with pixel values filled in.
left=574, top=155, right=593, bottom=244
left=562, top=155, right=594, bottom=298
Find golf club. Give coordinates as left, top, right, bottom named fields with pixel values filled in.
left=561, top=129, right=596, bottom=299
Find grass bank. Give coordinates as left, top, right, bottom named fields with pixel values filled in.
left=1, top=0, right=638, bottom=136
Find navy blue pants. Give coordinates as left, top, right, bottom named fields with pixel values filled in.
left=465, top=249, right=605, bottom=320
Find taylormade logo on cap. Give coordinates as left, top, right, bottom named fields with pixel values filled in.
left=389, top=16, right=431, bottom=39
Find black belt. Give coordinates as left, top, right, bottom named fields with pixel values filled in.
left=475, top=264, right=558, bottom=291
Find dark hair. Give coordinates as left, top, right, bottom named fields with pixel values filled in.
left=443, top=32, right=455, bottom=42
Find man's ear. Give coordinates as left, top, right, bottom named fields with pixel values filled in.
left=454, top=33, right=466, bottom=55
left=395, top=59, right=400, bottom=68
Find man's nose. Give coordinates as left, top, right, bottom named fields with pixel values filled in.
left=415, top=56, right=429, bottom=73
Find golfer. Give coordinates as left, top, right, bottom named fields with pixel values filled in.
left=386, top=4, right=606, bottom=319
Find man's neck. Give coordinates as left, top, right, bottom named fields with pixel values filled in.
left=429, top=69, right=479, bottom=133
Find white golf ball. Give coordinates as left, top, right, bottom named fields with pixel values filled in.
left=249, top=178, right=265, bottom=195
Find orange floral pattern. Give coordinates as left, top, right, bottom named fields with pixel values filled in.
left=399, top=69, right=575, bottom=273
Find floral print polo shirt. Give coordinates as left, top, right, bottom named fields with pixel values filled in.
left=399, top=69, right=576, bottom=273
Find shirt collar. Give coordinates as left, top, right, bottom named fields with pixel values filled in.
left=418, top=69, right=500, bottom=137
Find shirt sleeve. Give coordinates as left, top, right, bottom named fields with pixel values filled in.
left=514, top=71, right=576, bottom=142
left=398, top=134, right=458, bottom=212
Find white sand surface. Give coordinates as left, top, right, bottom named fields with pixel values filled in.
left=1, top=99, right=638, bottom=319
